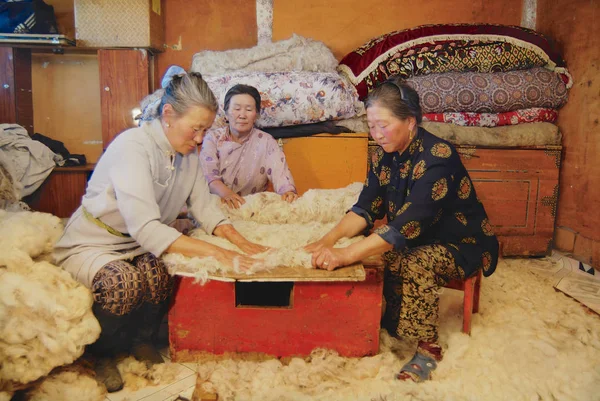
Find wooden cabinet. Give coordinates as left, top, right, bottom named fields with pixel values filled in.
left=0, top=45, right=153, bottom=217
left=460, top=145, right=561, bottom=256
left=27, top=165, right=94, bottom=218
left=365, top=143, right=561, bottom=257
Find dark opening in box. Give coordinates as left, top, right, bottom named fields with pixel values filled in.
left=235, top=281, right=294, bottom=308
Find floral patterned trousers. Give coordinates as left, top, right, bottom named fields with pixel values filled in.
left=382, top=244, right=463, bottom=342
left=92, top=253, right=174, bottom=316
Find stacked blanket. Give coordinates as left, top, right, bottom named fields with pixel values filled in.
left=337, top=24, right=570, bottom=145
left=190, top=34, right=364, bottom=131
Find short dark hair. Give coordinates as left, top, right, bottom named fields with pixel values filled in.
left=224, top=84, right=261, bottom=114
left=364, top=77, right=422, bottom=124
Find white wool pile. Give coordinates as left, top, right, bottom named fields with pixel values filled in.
left=116, top=357, right=180, bottom=391
left=166, top=183, right=365, bottom=280
left=0, top=258, right=101, bottom=384
left=0, top=209, right=100, bottom=386
left=221, top=182, right=364, bottom=225
left=165, top=183, right=365, bottom=281
left=0, top=209, right=63, bottom=260
left=23, top=369, right=106, bottom=401
left=183, top=258, right=600, bottom=401
left=0, top=392, right=12, bottom=401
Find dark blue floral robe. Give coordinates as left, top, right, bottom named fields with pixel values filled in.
left=352, top=127, right=499, bottom=278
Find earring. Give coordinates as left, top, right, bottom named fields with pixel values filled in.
left=166, top=122, right=171, bottom=128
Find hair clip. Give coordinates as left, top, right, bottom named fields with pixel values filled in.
left=388, top=80, right=407, bottom=101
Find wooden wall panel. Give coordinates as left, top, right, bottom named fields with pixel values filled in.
left=538, top=0, right=600, bottom=254
left=157, top=0, right=257, bottom=83
left=537, top=0, right=600, bottom=267
left=98, top=49, right=150, bottom=148
left=282, top=134, right=368, bottom=195
left=32, top=53, right=103, bottom=163
left=273, top=0, right=523, bottom=59
left=0, top=47, right=17, bottom=125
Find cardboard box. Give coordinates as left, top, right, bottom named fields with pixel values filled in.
left=75, top=0, right=164, bottom=50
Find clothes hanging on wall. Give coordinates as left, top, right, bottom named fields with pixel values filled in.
left=0, top=124, right=56, bottom=197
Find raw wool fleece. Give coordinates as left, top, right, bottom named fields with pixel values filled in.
left=165, top=183, right=364, bottom=281
left=116, top=357, right=180, bottom=392
left=190, top=34, right=338, bottom=76
left=0, top=151, right=21, bottom=209
left=221, top=182, right=364, bottom=225
left=0, top=210, right=63, bottom=260
left=0, top=210, right=100, bottom=386
left=186, top=258, right=600, bottom=401
left=0, top=258, right=101, bottom=385
left=23, top=368, right=106, bottom=401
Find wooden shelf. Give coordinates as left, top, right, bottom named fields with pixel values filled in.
left=54, top=163, right=96, bottom=172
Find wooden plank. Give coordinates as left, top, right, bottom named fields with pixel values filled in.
left=175, top=263, right=366, bottom=283
left=98, top=49, right=150, bottom=148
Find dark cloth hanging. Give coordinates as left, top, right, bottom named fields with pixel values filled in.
left=31, top=133, right=87, bottom=167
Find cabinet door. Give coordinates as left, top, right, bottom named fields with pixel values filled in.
left=0, top=47, right=32, bottom=133
left=98, top=49, right=150, bottom=148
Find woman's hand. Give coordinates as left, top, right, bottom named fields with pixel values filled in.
left=215, top=248, right=259, bottom=271
left=214, top=224, right=269, bottom=256
left=304, top=237, right=336, bottom=253
left=221, top=192, right=245, bottom=209
left=310, top=247, right=350, bottom=271
left=237, top=239, right=270, bottom=255
left=281, top=191, right=298, bottom=203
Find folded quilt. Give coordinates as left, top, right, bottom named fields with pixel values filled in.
left=338, top=23, right=571, bottom=99
left=423, top=108, right=558, bottom=127
left=407, top=68, right=567, bottom=114
left=421, top=121, right=561, bottom=147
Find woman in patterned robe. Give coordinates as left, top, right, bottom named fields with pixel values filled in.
left=306, top=78, right=498, bottom=382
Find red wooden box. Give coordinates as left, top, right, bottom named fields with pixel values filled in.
left=168, top=263, right=384, bottom=361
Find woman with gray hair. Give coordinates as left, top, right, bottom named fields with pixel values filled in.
left=54, top=68, right=267, bottom=392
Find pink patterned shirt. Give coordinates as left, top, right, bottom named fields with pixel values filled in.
left=200, top=127, right=296, bottom=196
